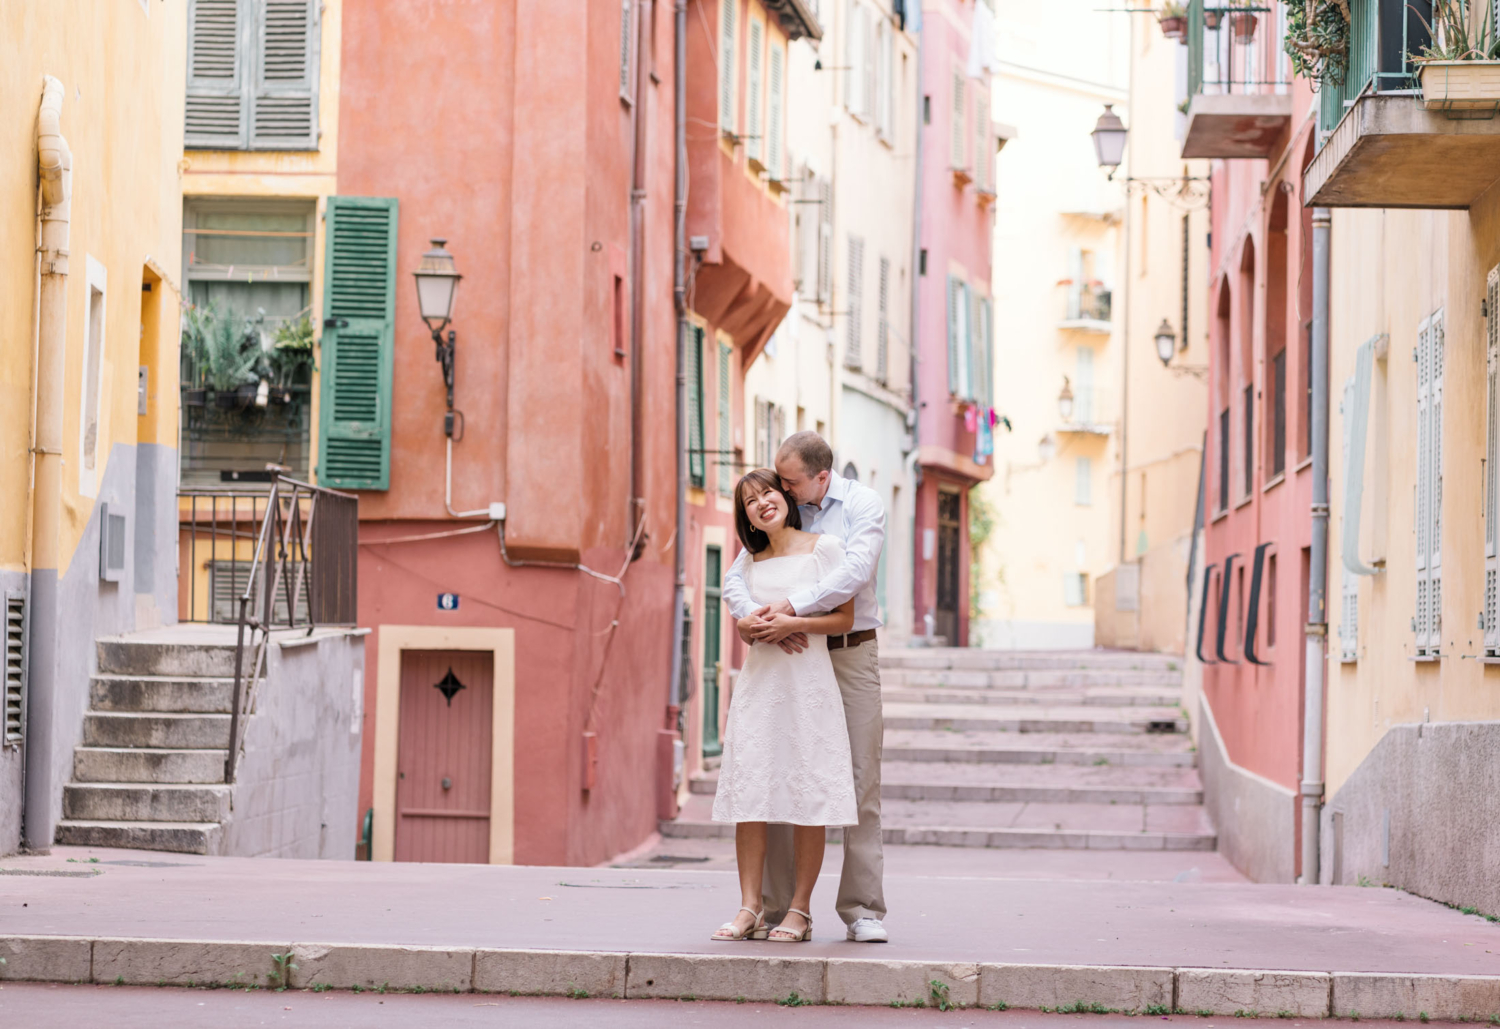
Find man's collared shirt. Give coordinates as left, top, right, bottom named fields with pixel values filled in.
left=723, top=472, right=885, bottom=632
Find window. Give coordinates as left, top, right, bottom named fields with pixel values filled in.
left=1266, top=552, right=1277, bottom=648
left=949, top=69, right=966, bottom=171
left=1415, top=309, right=1445, bottom=656
left=718, top=339, right=733, bottom=495
left=876, top=256, right=890, bottom=383
left=1075, top=457, right=1093, bottom=506
left=767, top=41, right=786, bottom=181
left=185, top=0, right=321, bottom=151
left=746, top=17, right=764, bottom=164
left=80, top=256, right=107, bottom=497
left=845, top=235, right=865, bottom=369
left=1218, top=408, right=1230, bottom=512
left=1270, top=348, right=1287, bottom=478
left=719, top=0, right=737, bottom=134
left=876, top=16, right=894, bottom=140
left=181, top=198, right=318, bottom=487
left=688, top=325, right=705, bottom=488
left=1075, top=347, right=1094, bottom=424
left=946, top=275, right=972, bottom=399
left=972, top=292, right=994, bottom=408
left=754, top=398, right=787, bottom=467
left=1242, top=383, right=1254, bottom=496
left=619, top=0, right=634, bottom=101
left=1063, top=572, right=1088, bottom=607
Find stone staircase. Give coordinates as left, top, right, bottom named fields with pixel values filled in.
left=664, top=647, right=1216, bottom=852
left=55, top=636, right=249, bottom=855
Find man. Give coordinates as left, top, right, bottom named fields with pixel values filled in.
left=721, top=430, right=889, bottom=943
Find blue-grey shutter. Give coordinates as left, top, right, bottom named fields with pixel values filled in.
left=185, top=0, right=248, bottom=148
left=688, top=326, right=706, bottom=487
left=251, top=0, right=320, bottom=150
left=318, top=197, right=397, bottom=490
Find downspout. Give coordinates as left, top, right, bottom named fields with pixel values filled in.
left=26, top=75, right=71, bottom=849
left=1300, top=205, right=1331, bottom=884
left=627, top=0, right=654, bottom=552
left=1117, top=13, right=1135, bottom=566
left=669, top=0, right=689, bottom=715
left=908, top=15, right=926, bottom=642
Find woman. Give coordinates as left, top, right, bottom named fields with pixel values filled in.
left=709, top=468, right=857, bottom=943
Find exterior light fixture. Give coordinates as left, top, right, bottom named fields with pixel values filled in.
left=412, top=238, right=463, bottom=436
left=1154, top=319, right=1178, bottom=367
left=1091, top=104, right=1127, bottom=179
left=1038, top=433, right=1057, bottom=463
left=1058, top=376, right=1075, bottom=422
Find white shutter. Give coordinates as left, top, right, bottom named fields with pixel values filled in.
left=185, top=0, right=248, bottom=148
left=754, top=397, right=769, bottom=467
left=876, top=256, right=890, bottom=383
left=862, top=5, right=876, bottom=120
left=946, top=276, right=961, bottom=395
left=975, top=90, right=991, bottom=192
left=1341, top=568, right=1360, bottom=662
left=950, top=69, right=966, bottom=169
left=816, top=177, right=833, bottom=303
left=746, top=19, right=764, bottom=162
left=767, top=43, right=785, bottom=180
left=251, top=0, right=320, bottom=150
left=1075, top=456, right=1093, bottom=506
left=958, top=282, right=973, bottom=400
left=1066, top=247, right=1084, bottom=320
left=845, top=235, right=865, bottom=369
left=1487, top=267, right=1500, bottom=654
left=619, top=0, right=634, bottom=100
left=980, top=296, right=995, bottom=409
left=720, top=0, right=737, bottom=134
left=1415, top=310, right=1445, bottom=656
left=878, top=17, right=894, bottom=139
left=1076, top=346, right=1095, bottom=424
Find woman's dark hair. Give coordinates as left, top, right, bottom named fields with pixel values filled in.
left=734, top=468, right=802, bottom=554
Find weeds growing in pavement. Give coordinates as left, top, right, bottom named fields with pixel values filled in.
left=567, top=988, right=589, bottom=999
left=1356, top=875, right=1376, bottom=887
left=1277, top=1012, right=1294, bottom=1019
left=269, top=952, right=297, bottom=991
left=1147, top=1005, right=1171, bottom=1016
left=1394, top=1014, right=1405, bottom=1022
left=929, top=980, right=954, bottom=1011
left=1197, top=1010, right=1215, bottom=1017
left=1234, top=1010, right=1260, bottom=1018
left=1421, top=1013, right=1431, bottom=1023
left=1094, top=757, right=1111, bottom=766
left=311, top=983, right=330, bottom=993
left=778, top=992, right=810, bottom=1007
left=1058, top=1000, right=1112, bottom=1014
left=989, top=1001, right=1010, bottom=1012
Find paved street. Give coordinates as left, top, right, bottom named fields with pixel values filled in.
left=0, top=984, right=1469, bottom=1029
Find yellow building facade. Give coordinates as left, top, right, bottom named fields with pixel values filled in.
left=1, top=0, right=187, bottom=853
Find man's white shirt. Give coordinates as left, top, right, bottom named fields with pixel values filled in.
left=723, top=472, right=885, bottom=632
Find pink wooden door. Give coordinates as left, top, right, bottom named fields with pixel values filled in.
left=395, top=650, right=494, bottom=863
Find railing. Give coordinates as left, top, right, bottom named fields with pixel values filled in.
left=1064, top=285, right=1112, bottom=325
left=179, top=475, right=357, bottom=782
left=1187, top=2, right=1291, bottom=98
left=1317, top=0, right=1432, bottom=134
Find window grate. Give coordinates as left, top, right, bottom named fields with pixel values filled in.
left=4, top=594, right=25, bottom=749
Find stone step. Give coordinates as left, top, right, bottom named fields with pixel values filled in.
left=662, top=796, right=1215, bottom=851
left=53, top=818, right=222, bottom=855
left=882, top=649, right=1182, bottom=673
left=881, top=669, right=1182, bottom=689
left=881, top=702, right=1186, bottom=735
left=63, top=782, right=232, bottom=823
left=82, top=711, right=232, bottom=750
left=73, top=746, right=227, bottom=784
left=89, top=675, right=237, bottom=714
left=96, top=637, right=242, bottom=678
left=882, top=729, right=1197, bottom=767
left=881, top=685, right=1181, bottom=708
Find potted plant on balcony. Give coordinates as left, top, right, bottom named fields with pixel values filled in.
left=1414, top=0, right=1500, bottom=114
left=1229, top=0, right=1258, bottom=42
left=183, top=302, right=259, bottom=409
left=1158, top=2, right=1186, bottom=42
left=1204, top=7, right=1221, bottom=30
left=265, top=316, right=315, bottom=406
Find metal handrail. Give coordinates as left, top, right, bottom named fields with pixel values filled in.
left=222, top=474, right=358, bottom=783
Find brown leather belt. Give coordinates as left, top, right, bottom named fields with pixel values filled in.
left=827, top=629, right=877, bottom=651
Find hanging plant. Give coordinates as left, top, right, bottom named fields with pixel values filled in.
left=1282, top=0, right=1352, bottom=88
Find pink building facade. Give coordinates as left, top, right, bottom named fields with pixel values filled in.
left=913, top=0, right=998, bottom=646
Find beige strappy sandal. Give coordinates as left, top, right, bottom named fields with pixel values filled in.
left=712, top=907, right=769, bottom=941
left=768, top=908, right=812, bottom=942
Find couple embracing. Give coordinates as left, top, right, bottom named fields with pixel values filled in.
left=709, top=431, right=888, bottom=945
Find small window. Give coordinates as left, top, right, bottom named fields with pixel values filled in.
left=79, top=256, right=107, bottom=497
left=1242, top=382, right=1254, bottom=496
left=1270, top=348, right=1287, bottom=477
left=1063, top=572, right=1088, bottom=607
left=1075, top=456, right=1092, bottom=506
left=1266, top=552, right=1278, bottom=648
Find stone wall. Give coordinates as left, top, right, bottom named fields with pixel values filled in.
left=1320, top=721, right=1500, bottom=916
left=220, top=629, right=365, bottom=859
left=1199, top=691, right=1298, bottom=883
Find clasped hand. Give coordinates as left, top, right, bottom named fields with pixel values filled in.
left=736, top=599, right=808, bottom=654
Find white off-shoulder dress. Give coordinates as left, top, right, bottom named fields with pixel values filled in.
left=711, top=534, right=858, bottom=827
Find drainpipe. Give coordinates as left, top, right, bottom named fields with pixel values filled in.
left=26, top=75, right=71, bottom=849
left=627, top=0, right=654, bottom=553
left=908, top=16, right=925, bottom=643
left=1300, top=205, right=1331, bottom=884
left=669, top=0, right=689, bottom=714
left=1117, top=15, right=1136, bottom=567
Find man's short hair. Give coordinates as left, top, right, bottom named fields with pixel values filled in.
left=777, top=430, right=834, bottom=475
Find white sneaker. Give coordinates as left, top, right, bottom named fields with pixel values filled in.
left=846, top=917, right=889, bottom=943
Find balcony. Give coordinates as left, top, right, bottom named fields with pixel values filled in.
left=1180, top=2, right=1292, bottom=160
left=1060, top=285, right=1112, bottom=333
left=1058, top=385, right=1115, bottom=437
left=1296, top=1, right=1500, bottom=208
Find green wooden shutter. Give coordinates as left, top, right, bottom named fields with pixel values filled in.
left=250, top=0, right=320, bottom=150
left=688, top=325, right=706, bottom=487
left=319, top=196, right=397, bottom=490
left=185, top=0, right=248, bottom=148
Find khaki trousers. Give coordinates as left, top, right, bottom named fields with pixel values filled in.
left=762, top=638, right=885, bottom=927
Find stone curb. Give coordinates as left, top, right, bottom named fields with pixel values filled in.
left=5, top=936, right=1500, bottom=1017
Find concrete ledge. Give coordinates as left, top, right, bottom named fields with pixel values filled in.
left=825, top=958, right=979, bottom=1006
left=91, top=938, right=288, bottom=988
left=1177, top=968, right=1331, bottom=1016
left=11, top=935, right=1500, bottom=1018
left=1332, top=972, right=1500, bottom=1020
left=982, top=963, right=1173, bottom=1012
left=474, top=948, right=626, bottom=998
left=288, top=943, right=473, bottom=992
left=625, top=952, right=823, bottom=1002
left=0, top=935, right=92, bottom=983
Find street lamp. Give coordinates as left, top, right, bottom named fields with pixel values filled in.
left=412, top=238, right=463, bottom=436
left=1058, top=376, right=1075, bottom=422
left=1091, top=104, right=1127, bottom=179
left=1038, top=434, right=1057, bottom=463
left=1154, top=319, right=1178, bottom=367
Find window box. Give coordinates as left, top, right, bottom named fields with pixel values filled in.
left=1419, top=60, right=1500, bottom=114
